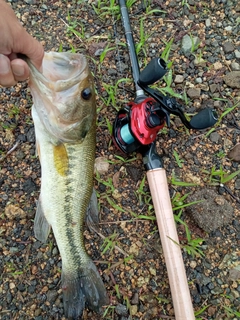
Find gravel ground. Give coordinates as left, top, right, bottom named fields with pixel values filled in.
left=0, top=0, right=240, bottom=319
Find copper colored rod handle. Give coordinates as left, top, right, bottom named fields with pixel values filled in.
left=147, top=168, right=195, bottom=320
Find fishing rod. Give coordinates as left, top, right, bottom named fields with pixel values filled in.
left=112, top=1, right=218, bottom=319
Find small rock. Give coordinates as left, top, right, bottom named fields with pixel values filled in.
left=228, top=265, right=240, bottom=281
left=199, top=83, right=209, bottom=91
left=129, top=243, right=139, bottom=256
left=224, top=71, right=240, bottom=89
left=149, top=267, right=156, bottom=276
left=184, top=172, right=201, bottom=185
left=205, top=18, right=211, bottom=27
left=131, top=305, right=138, bottom=315
left=26, top=127, right=35, bottom=142
left=94, top=48, right=104, bottom=56
left=137, top=276, right=149, bottom=286
left=235, top=178, right=240, bottom=190
left=187, top=87, right=201, bottom=99
left=222, top=41, right=235, bottom=53
left=94, top=157, right=109, bottom=174
left=112, top=171, right=120, bottom=188
left=5, top=204, right=26, bottom=219
left=195, top=77, right=203, bottom=84
left=235, top=50, right=240, bottom=59
left=209, top=132, right=221, bottom=143
left=209, top=84, right=217, bottom=93
left=17, top=283, right=26, bottom=292
left=131, top=292, right=139, bottom=305
left=190, top=260, right=197, bottom=269
left=213, top=100, right=222, bottom=108
left=34, top=309, right=42, bottom=317
left=112, top=189, right=122, bottom=200
left=9, top=282, right=16, bottom=289
left=188, top=189, right=234, bottom=233
left=108, top=68, right=117, bottom=76
left=16, top=150, right=25, bottom=160
left=22, top=178, right=37, bottom=193
left=231, top=62, right=240, bottom=71
left=126, top=166, right=142, bottom=182
left=47, top=290, right=58, bottom=303
left=174, top=74, right=184, bottom=84
left=6, top=292, right=12, bottom=304
left=213, top=61, right=223, bottom=70
left=194, top=57, right=206, bottom=66
left=17, top=134, right=27, bottom=142
left=228, top=143, right=240, bottom=162
left=181, top=34, right=200, bottom=54
left=208, top=306, right=217, bottom=317
left=231, top=289, right=240, bottom=299
left=115, top=304, right=128, bottom=316
left=224, top=26, right=232, bottom=32
left=214, top=196, right=225, bottom=205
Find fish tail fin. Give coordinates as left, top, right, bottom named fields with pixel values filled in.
left=62, top=260, right=109, bottom=319
left=34, top=196, right=51, bottom=243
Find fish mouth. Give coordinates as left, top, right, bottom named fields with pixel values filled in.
left=28, top=52, right=88, bottom=92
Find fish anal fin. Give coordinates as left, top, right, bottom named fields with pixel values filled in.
left=34, top=197, right=51, bottom=243
left=86, top=188, right=99, bottom=233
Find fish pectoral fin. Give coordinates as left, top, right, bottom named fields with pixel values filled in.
left=34, top=197, right=51, bottom=243
left=86, top=188, right=99, bottom=233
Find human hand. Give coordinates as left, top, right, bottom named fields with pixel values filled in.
left=0, top=1, right=44, bottom=87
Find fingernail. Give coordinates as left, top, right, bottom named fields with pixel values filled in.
left=0, top=54, right=10, bottom=74
left=12, top=64, right=24, bottom=77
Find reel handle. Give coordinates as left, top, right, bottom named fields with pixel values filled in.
left=189, top=107, right=218, bottom=129
left=138, top=57, right=168, bottom=86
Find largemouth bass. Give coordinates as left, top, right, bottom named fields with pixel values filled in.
left=27, top=52, right=108, bottom=318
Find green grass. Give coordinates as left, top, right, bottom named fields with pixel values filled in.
left=171, top=170, right=200, bottom=187
left=92, top=0, right=137, bottom=20
left=173, top=150, right=184, bottom=168
left=101, top=231, right=119, bottom=254
left=206, top=100, right=239, bottom=136
left=181, top=0, right=189, bottom=8
left=171, top=192, right=205, bottom=257
left=63, top=11, right=85, bottom=40
left=135, top=18, right=152, bottom=57
left=203, top=165, right=240, bottom=186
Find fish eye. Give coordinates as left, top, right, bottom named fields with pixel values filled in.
left=81, top=88, right=92, bottom=100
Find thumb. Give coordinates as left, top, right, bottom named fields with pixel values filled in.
left=16, top=28, right=44, bottom=70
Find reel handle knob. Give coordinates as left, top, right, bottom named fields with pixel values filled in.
left=189, top=108, right=218, bottom=130
left=138, top=57, right=168, bottom=86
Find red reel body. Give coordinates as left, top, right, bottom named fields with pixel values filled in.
left=112, top=97, right=166, bottom=154
left=130, top=97, right=165, bottom=145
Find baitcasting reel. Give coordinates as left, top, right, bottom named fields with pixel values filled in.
left=113, top=57, right=218, bottom=154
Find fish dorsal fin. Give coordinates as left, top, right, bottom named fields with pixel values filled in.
left=34, top=196, right=51, bottom=243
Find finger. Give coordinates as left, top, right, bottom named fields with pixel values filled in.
left=16, top=30, right=44, bottom=70
left=11, top=59, right=29, bottom=82
left=0, top=54, right=16, bottom=87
